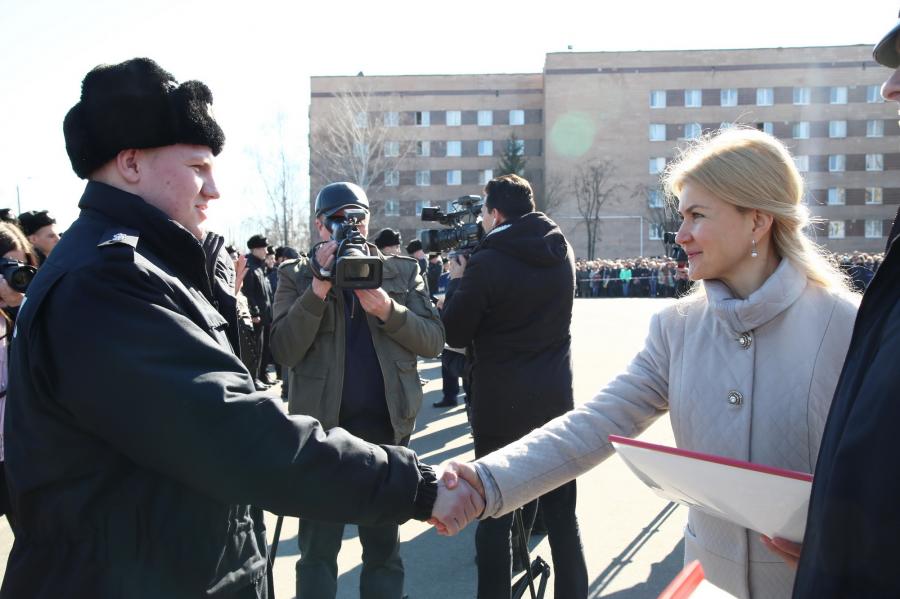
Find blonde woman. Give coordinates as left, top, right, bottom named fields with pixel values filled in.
left=441, top=128, right=859, bottom=598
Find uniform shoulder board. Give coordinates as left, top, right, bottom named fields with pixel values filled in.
left=97, top=228, right=140, bottom=249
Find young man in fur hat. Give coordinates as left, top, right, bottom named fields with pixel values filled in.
left=17, top=209, right=59, bottom=264
left=1, top=57, right=482, bottom=599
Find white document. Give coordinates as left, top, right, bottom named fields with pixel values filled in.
left=610, top=435, right=812, bottom=543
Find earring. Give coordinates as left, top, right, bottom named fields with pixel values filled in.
left=750, top=239, right=758, bottom=258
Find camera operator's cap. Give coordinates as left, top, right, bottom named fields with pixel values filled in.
left=314, top=182, right=369, bottom=218
left=18, top=210, right=56, bottom=236
left=874, top=11, right=900, bottom=68
left=247, top=234, right=268, bottom=250
left=372, top=228, right=401, bottom=249
left=63, top=57, right=225, bottom=179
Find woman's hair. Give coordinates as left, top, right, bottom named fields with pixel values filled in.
left=662, top=126, right=851, bottom=293
left=0, top=222, right=37, bottom=267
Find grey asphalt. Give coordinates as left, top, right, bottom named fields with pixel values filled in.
left=0, top=298, right=685, bottom=598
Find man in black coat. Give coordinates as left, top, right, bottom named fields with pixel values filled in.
left=441, top=174, right=588, bottom=599
left=243, top=234, right=275, bottom=389
left=788, top=19, right=900, bottom=597
left=0, top=57, right=480, bottom=599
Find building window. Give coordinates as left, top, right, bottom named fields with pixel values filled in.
left=684, top=89, right=701, bottom=108
left=479, top=169, right=494, bottom=185
left=866, top=187, right=883, bottom=204
left=446, top=110, right=461, bottom=127
left=866, top=153, right=884, bottom=171
left=416, top=140, right=430, bottom=157
left=828, top=155, right=845, bottom=172
left=720, top=88, right=738, bottom=107
left=793, top=87, right=811, bottom=105
left=477, top=140, right=493, bottom=156
left=512, top=138, right=525, bottom=154
left=830, top=86, right=848, bottom=104
left=353, top=142, right=369, bottom=158
left=649, top=157, right=666, bottom=174
left=649, top=90, right=666, bottom=108
left=756, top=88, right=774, bottom=106
left=385, top=170, right=399, bottom=187
left=648, top=189, right=664, bottom=208
left=447, top=170, right=462, bottom=185
left=477, top=110, right=493, bottom=126
left=384, top=198, right=399, bottom=216
left=684, top=122, right=702, bottom=139
left=867, top=119, right=884, bottom=137
left=828, top=120, right=847, bottom=138
left=720, top=121, right=734, bottom=130
left=867, top=84, right=884, bottom=103
left=649, top=223, right=664, bottom=241
left=384, top=111, right=399, bottom=127
left=416, top=170, right=430, bottom=186
left=794, top=155, right=809, bottom=172
left=828, top=221, right=845, bottom=239
left=415, top=200, right=434, bottom=216
left=866, top=219, right=883, bottom=238
left=509, top=109, right=525, bottom=125
left=354, top=111, right=368, bottom=128
left=758, top=122, right=774, bottom=135
left=415, top=111, right=430, bottom=126
left=446, top=141, right=461, bottom=157
left=793, top=121, right=810, bottom=139
left=649, top=124, right=666, bottom=141
left=383, top=141, right=400, bottom=157
left=827, top=187, right=846, bottom=205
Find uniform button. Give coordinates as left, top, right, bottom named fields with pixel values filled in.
left=737, top=332, right=752, bottom=349
left=727, top=390, right=743, bottom=406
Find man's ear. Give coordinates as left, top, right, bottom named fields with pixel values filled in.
left=115, top=149, right=142, bottom=184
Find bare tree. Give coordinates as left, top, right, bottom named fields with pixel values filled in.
left=254, top=114, right=309, bottom=251
left=309, top=84, right=410, bottom=197
left=536, top=173, right=565, bottom=217
left=635, top=183, right=683, bottom=255
left=571, top=160, right=623, bottom=260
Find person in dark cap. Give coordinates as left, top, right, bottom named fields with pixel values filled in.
left=372, top=227, right=402, bottom=256
left=242, top=234, right=274, bottom=389
left=0, top=210, right=17, bottom=226
left=17, top=209, right=60, bottom=264
left=789, top=14, right=900, bottom=598
left=1, top=57, right=480, bottom=599
left=271, top=182, right=446, bottom=599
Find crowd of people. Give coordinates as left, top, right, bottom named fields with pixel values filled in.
left=0, top=13, right=898, bottom=599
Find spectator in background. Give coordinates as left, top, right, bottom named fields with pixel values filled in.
left=243, top=234, right=274, bottom=390
left=373, top=227, right=402, bottom=256
left=0, top=210, right=17, bottom=227
left=406, top=239, right=428, bottom=293
left=427, top=253, right=442, bottom=303
left=18, top=210, right=60, bottom=265
left=619, top=261, right=633, bottom=297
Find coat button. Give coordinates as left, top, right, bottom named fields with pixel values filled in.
left=737, top=332, right=752, bottom=349
left=727, top=390, right=743, bottom=406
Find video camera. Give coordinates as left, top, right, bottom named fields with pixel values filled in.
left=311, top=209, right=383, bottom=289
left=663, top=232, right=688, bottom=263
left=0, top=258, right=36, bottom=293
left=419, top=195, right=485, bottom=257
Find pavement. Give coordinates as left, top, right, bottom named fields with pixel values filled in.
left=0, top=298, right=686, bottom=598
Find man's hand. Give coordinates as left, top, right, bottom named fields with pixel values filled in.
left=761, top=535, right=802, bottom=569
left=448, top=254, right=467, bottom=279
left=0, top=275, right=24, bottom=309
left=234, top=254, right=248, bottom=295
left=312, top=241, right=337, bottom=300
left=354, top=288, right=393, bottom=321
left=438, top=460, right=485, bottom=502
left=428, top=478, right=484, bottom=536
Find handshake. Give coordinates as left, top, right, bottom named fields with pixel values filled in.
left=427, top=461, right=485, bottom=536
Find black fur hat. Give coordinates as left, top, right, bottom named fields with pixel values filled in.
left=63, top=57, right=225, bottom=179
left=18, top=210, right=56, bottom=236
left=247, top=234, right=268, bottom=250
left=372, top=228, right=401, bottom=249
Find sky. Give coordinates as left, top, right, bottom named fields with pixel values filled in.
left=0, top=0, right=897, bottom=245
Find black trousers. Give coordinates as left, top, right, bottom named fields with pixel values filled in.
left=474, top=436, right=588, bottom=599
left=441, top=350, right=467, bottom=403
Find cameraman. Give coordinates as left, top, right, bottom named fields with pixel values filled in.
left=270, top=182, right=444, bottom=599
left=441, top=174, right=588, bottom=599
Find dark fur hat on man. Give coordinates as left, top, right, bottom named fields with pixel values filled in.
left=18, top=210, right=56, bottom=236
left=406, top=239, right=423, bottom=255
left=63, top=57, right=226, bottom=179
left=0, top=209, right=17, bottom=226
left=247, top=234, right=268, bottom=250
left=373, top=228, right=401, bottom=249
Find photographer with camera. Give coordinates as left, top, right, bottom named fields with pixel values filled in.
left=440, top=174, right=588, bottom=599
left=270, top=181, right=445, bottom=599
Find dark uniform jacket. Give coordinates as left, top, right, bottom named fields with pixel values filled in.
left=242, top=254, right=273, bottom=324
left=793, top=207, right=900, bottom=598
left=1, top=182, right=435, bottom=599
left=441, top=212, right=576, bottom=452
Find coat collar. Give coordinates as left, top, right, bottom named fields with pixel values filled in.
left=704, top=259, right=807, bottom=333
